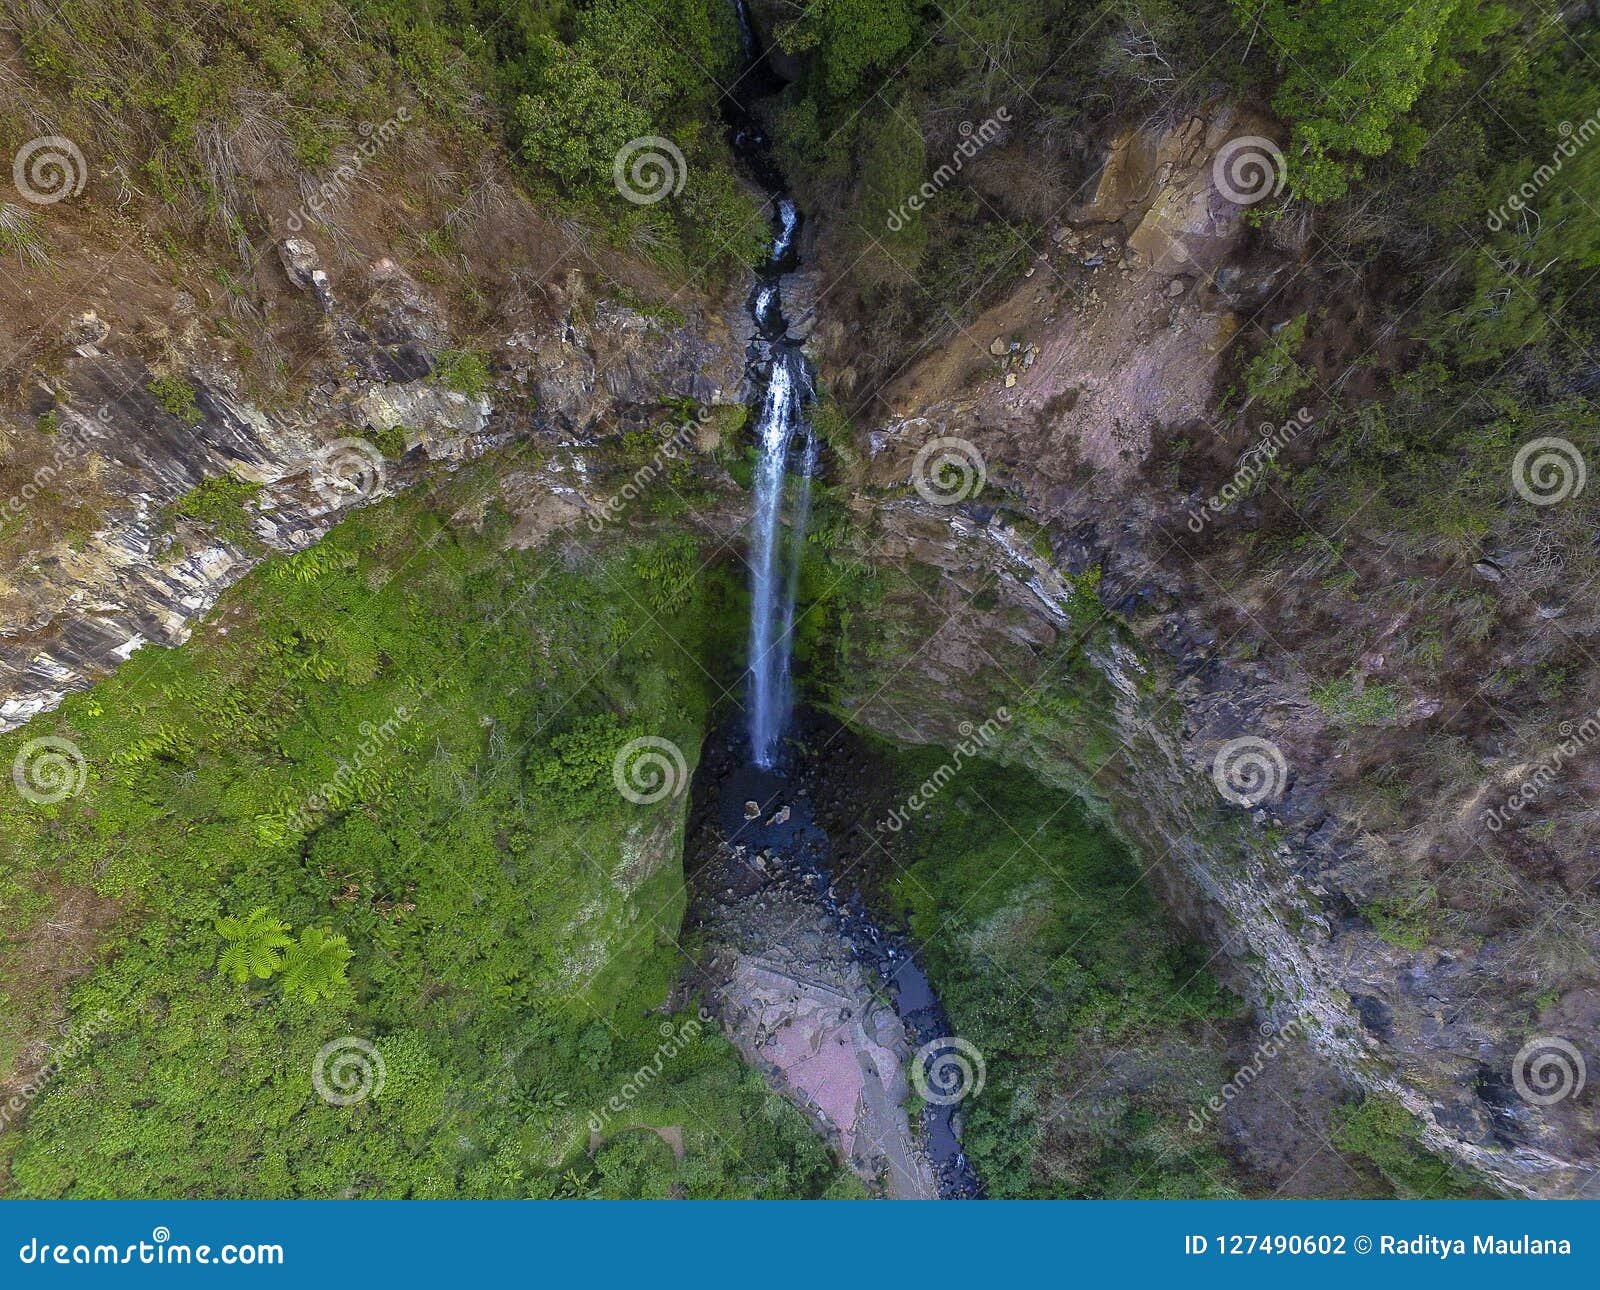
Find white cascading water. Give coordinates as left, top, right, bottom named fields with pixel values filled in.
left=729, top=2, right=816, bottom=768
left=745, top=338, right=815, bottom=768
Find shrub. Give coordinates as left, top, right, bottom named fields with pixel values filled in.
left=165, top=473, right=262, bottom=546
left=148, top=375, right=200, bottom=421
left=434, top=348, right=492, bottom=399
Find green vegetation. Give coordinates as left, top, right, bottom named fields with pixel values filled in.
left=433, top=348, right=492, bottom=399
left=163, top=473, right=262, bottom=546
left=147, top=375, right=200, bottom=422
left=1309, top=674, right=1403, bottom=726
left=0, top=203, right=47, bottom=267
left=0, top=458, right=851, bottom=1199
left=214, top=907, right=294, bottom=984
left=764, top=0, right=1240, bottom=364
left=879, top=744, right=1245, bottom=1197
left=6, top=0, right=763, bottom=283
left=1333, top=1094, right=1490, bottom=1198
left=1240, top=313, right=1314, bottom=416
left=506, top=0, right=766, bottom=273
left=1231, top=0, right=1507, bottom=201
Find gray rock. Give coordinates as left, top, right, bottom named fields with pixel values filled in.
left=277, top=237, right=335, bottom=312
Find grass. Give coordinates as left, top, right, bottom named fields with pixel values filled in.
left=1310, top=674, right=1403, bottom=726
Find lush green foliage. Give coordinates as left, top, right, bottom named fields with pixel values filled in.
left=0, top=460, right=850, bottom=1199
left=215, top=908, right=294, bottom=984
left=777, top=0, right=919, bottom=98
left=880, top=745, right=1245, bottom=1197
left=507, top=0, right=766, bottom=273
left=1333, top=1095, right=1489, bottom=1198
left=1231, top=0, right=1507, bottom=200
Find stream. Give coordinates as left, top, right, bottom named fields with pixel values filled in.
left=686, top=2, right=983, bottom=1198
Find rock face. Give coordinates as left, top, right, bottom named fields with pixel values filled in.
left=825, top=499, right=1598, bottom=1197
left=0, top=244, right=743, bottom=732
left=815, top=109, right=1600, bottom=1198
left=860, top=106, right=1277, bottom=487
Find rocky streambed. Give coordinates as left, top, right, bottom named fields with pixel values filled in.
left=686, top=712, right=983, bottom=1199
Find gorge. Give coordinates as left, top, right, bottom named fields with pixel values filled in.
left=0, top=0, right=1596, bottom=1204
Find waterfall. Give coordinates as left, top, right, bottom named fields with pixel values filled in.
left=745, top=342, right=814, bottom=769
left=729, top=0, right=816, bottom=770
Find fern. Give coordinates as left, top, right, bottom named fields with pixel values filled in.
left=279, top=927, right=352, bottom=1004
left=215, top=907, right=292, bottom=983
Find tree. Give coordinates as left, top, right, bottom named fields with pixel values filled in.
left=779, top=0, right=920, bottom=98
left=1232, top=0, right=1507, bottom=200
left=279, top=928, right=354, bottom=1004
left=214, top=907, right=293, bottom=984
